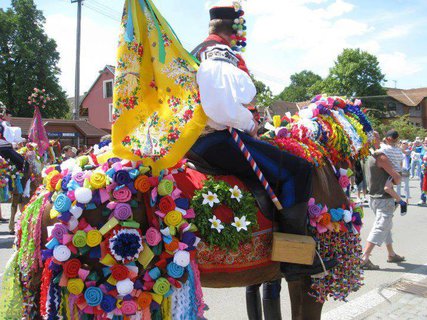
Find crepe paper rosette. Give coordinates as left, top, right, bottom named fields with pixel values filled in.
left=307, top=198, right=363, bottom=234
left=191, top=178, right=258, bottom=250
left=262, top=95, right=373, bottom=166
left=34, top=152, right=204, bottom=319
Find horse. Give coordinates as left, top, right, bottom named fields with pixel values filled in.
left=2, top=157, right=350, bottom=320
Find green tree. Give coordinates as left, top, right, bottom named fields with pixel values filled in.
left=322, top=48, right=386, bottom=109
left=278, top=70, right=322, bottom=102
left=251, top=76, right=276, bottom=109
left=371, top=114, right=427, bottom=141
left=0, top=0, right=68, bottom=118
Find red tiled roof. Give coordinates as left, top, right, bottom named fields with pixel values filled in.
left=10, top=117, right=108, bottom=138
left=387, top=87, right=427, bottom=107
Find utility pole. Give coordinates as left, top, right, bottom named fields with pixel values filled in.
left=392, top=80, right=397, bottom=89
left=71, top=0, right=83, bottom=120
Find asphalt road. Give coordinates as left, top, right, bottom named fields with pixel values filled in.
left=0, top=178, right=425, bottom=319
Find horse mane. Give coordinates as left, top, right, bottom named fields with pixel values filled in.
left=312, top=162, right=349, bottom=209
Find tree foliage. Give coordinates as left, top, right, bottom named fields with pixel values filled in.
left=0, top=0, right=68, bottom=118
left=371, top=114, right=427, bottom=141
left=321, top=48, right=386, bottom=109
left=277, top=70, right=322, bottom=102
left=251, top=76, right=276, bottom=109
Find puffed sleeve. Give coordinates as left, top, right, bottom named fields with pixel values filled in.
left=196, top=58, right=256, bottom=133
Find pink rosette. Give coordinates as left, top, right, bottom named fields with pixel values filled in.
left=51, top=223, right=68, bottom=241
left=113, top=203, right=132, bottom=221
left=121, top=300, right=138, bottom=315
left=338, top=175, right=350, bottom=189
left=112, top=187, right=132, bottom=203
left=73, top=172, right=86, bottom=186
left=145, top=227, right=162, bottom=246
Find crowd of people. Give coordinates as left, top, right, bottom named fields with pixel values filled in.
left=0, top=116, right=112, bottom=235
left=353, top=135, right=427, bottom=206
left=359, top=131, right=427, bottom=270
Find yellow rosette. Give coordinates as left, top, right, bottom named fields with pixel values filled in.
left=67, top=278, right=84, bottom=295
left=164, top=210, right=182, bottom=227
left=90, top=172, right=107, bottom=189
left=86, top=230, right=102, bottom=247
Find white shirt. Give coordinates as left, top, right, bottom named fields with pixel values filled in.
left=379, top=143, right=404, bottom=172
left=1, top=121, right=23, bottom=144
left=196, top=45, right=257, bottom=133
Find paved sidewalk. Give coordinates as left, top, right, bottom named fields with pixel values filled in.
left=324, top=263, right=427, bottom=320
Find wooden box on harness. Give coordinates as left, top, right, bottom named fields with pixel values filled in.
left=271, top=232, right=316, bottom=265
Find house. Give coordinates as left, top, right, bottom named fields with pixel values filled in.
left=385, top=87, right=427, bottom=129
left=80, top=65, right=115, bottom=132
left=67, top=95, right=86, bottom=120
left=267, top=100, right=310, bottom=117
left=10, top=117, right=108, bottom=146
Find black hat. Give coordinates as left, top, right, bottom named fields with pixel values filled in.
left=385, top=129, right=399, bottom=140
left=209, top=7, right=239, bottom=20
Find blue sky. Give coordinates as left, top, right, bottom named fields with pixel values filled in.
left=2, top=0, right=427, bottom=96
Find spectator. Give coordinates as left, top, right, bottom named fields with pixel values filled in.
left=397, top=141, right=411, bottom=203
left=0, top=206, right=7, bottom=223
left=354, top=159, right=367, bottom=203
left=62, top=146, right=77, bottom=160
left=419, top=138, right=427, bottom=206
left=378, top=130, right=407, bottom=214
left=362, top=131, right=404, bottom=270
left=410, top=138, right=422, bottom=178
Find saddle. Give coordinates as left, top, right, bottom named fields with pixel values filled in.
left=186, top=150, right=276, bottom=220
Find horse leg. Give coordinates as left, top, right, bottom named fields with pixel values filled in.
left=287, top=277, right=324, bottom=320
left=300, top=277, right=323, bottom=320
left=246, top=284, right=262, bottom=320
left=287, top=278, right=304, bottom=320
left=262, top=279, right=282, bottom=320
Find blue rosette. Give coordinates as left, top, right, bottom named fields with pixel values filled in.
left=84, top=287, right=103, bottom=306
left=54, top=193, right=72, bottom=213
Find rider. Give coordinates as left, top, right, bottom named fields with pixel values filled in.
left=189, top=0, right=337, bottom=300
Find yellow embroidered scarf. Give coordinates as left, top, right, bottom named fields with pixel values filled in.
left=112, top=0, right=207, bottom=175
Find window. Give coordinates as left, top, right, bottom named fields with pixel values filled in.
left=416, top=105, right=421, bottom=111
left=387, top=102, right=397, bottom=111
left=109, top=103, right=113, bottom=122
left=103, top=80, right=113, bottom=98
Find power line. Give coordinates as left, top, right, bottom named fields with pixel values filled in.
left=85, top=0, right=122, bottom=17
left=84, top=3, right=120, bottom=22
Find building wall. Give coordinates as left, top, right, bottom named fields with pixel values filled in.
left=81, top=69, right=114, bottom=131
left=422, top=98, right=427, bottom=129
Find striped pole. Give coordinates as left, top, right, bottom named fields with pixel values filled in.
left=228, top=127, right=283, bottom=211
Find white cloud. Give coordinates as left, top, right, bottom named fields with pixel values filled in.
left=45, top=13, right=120, bottom=97
left=378, top=52, right=423, bottom=79
left=377, top=24, right=413, bottom=40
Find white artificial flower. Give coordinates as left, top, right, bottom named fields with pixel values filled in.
left=231, top=216, right=251, bottom=232
left=202, top=191, right=220, bottom=207
left=229, top=185, right=243, bottom=202
left=208, top=215, right=225, bottom=233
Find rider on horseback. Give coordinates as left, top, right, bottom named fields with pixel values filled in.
left=189, top=5, right=337, bottom=280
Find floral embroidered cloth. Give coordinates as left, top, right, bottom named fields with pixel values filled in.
left=112, top=0, right=207, bottom=175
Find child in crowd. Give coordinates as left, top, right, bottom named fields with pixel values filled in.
left=379, top=130, right=407, bottom=214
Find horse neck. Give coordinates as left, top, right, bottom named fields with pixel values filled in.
left=312, top=163, right=349, bottom=208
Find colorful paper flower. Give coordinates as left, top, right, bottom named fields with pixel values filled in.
left=208, top=215, right=224, bottom=233
left=229, top=185, right=243, bottom=202
left=109, top=229, right=143, bottom=262
left=202, top=191, right=219, bottom=207
left=231, top=216, right=251, bottom=232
